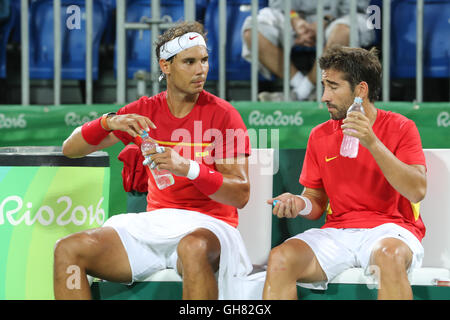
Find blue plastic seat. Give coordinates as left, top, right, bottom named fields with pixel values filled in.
left=368, top=0, right=382, bottom=46
left=391, top=0, right=450, bottom=78
left=29, top=0, right=108, bottom=80
left=0, top=0, right=10, bottom=24
left=7, top=0, right=20, bottom=44
left=116, top=0, right=208, bottom=79
left=0, top=0, right=15, bottom=78
left=204, top=0, right=268, bottom=81
left=99, top=0, right=117, bottom=45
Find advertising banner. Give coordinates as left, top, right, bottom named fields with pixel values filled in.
left=234, top=101, right=450, bottom=149
left=0, top=147, right=109, bottom=299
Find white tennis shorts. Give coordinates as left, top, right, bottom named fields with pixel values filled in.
left=289, top=223, right=424, bottom=290
left=102, top=208, right=252, bottom=292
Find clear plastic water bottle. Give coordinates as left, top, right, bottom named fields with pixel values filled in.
left=141, top=131, right=175, bottom=190
left=340, top=97, right=364, bottom=158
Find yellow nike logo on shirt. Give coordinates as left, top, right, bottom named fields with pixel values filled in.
left=325, top=156, right=338, bottom=162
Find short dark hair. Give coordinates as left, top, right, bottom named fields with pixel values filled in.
left=319, top=46, right=382, bottom=102
left=155, top=21, right=207, bottom=61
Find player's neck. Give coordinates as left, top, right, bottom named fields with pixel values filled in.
left=362, top=101, right=378, bottom=125
left=166, top=90, right=199, bottom=118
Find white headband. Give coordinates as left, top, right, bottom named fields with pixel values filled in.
left=159, top=32, right=207, bottom=61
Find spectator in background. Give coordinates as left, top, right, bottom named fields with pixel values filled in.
left=242, top=0, right=375, bottom=101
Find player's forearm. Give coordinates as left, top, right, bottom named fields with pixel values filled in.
left=186, top=158, right=250, bottom=209
left=62, top=127, right=99, bottom=158
left=298, top=191, right=329, bottom=220
left=368, top=139, right=426, bottom=203
left=298, top=199, right=326, bottom=221
left=63, top=126, right=117, bottom=158
left=208, top=175, right=250, bottom=209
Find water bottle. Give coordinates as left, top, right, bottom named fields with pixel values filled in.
left=340, top=97, right=364, bottom=158
left=141, top=131, right=175, bottom=190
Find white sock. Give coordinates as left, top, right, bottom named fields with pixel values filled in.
left=290, top=71, right=304, bottom=89
left=291, top=72, right=314, bottom=100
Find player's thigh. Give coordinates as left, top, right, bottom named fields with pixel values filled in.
left=56, top=226, right=132, bottom=283
left=268, top=238, right=327, bottom=283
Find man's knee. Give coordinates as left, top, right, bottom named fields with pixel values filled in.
left=177, top=230, right=220, bottom=268
left=267, top=241, right=308, bottom=278
left=243, top=29, right=251, bottom=45
left=54, top=231, right=97, bottom=267
left=267, top=245, right=293, bottom=273
left=267, top=240, right=326, bottom=283
left=370, top=238, right=412, bottom=275
left=326, top=23, right=350, bottom=46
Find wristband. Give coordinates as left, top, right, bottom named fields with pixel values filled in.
left=81, top=117, right=110, bottom=145
left=100, top=112, right=116, bottom=131
left=187, top=160, right=200, bottom=180
left=190, top=163, right=223, bottom=195
left=296, top=195, right=312, bottom=216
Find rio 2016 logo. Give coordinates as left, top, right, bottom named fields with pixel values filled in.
left=65, top=111, right=99, bottom=127
left=437, top=111, right=450, bottom=128
left=0, top=195, right=105, bottom=227
left=0, top=113, right=27, bottom=129
left=249, top=110, right=304, bottom=127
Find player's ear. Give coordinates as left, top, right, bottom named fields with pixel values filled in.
left=159, top=59, right=170, bottom=76
left=355, top=81, right=369, bottom=101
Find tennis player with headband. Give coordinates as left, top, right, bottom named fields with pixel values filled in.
left=54, top=21, right=252, bottom=300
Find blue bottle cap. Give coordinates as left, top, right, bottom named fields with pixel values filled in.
left=273, top=200, right=279, bottom=206
left=141, top=130, right=149, bottom=138
left=354, top=97, right=363, bottom=104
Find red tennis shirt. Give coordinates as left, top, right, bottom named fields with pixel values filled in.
left=300, top=109, right=426, bottom=240
left=113, top=90, right=251, bottom=228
